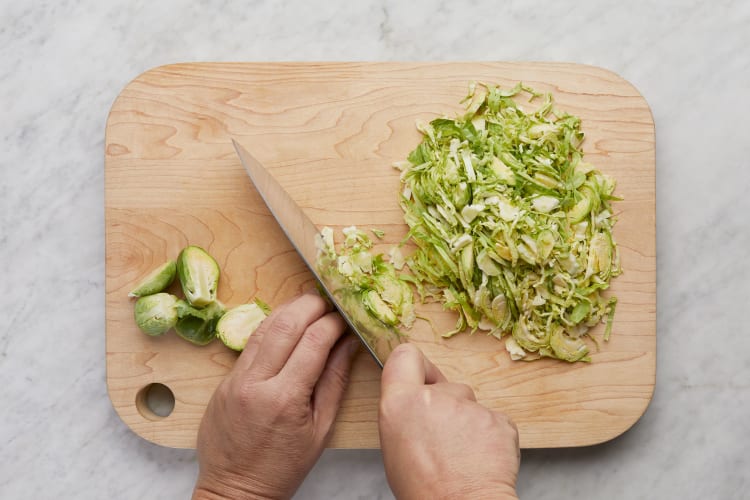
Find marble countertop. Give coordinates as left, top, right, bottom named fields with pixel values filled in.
left=2, top=0, right=748, bottom=498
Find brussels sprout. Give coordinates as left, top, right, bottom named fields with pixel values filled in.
left=134, top=293, right=179, bottom=336
left=176, top=246, right=220, bottom=307
left=128, top=260, right=176, bottom=297
left=174, top=300, right=225, bottom=345
left=216, top=302, right=269, bottom=352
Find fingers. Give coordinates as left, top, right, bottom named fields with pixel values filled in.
left=233, top=318, right=266, bottom=372
left=381, top=343, right=447, bottom=389
left=281, top=311, right=348, bottom=388
left=311, top=335, right=360, bottom=439
left=243, top=292, right=329, bottom=378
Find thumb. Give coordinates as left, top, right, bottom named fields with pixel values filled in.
left=381, top=343, right=447, bottom=389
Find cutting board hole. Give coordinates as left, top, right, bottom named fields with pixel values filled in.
left=136, top=383, right=175, bottom=420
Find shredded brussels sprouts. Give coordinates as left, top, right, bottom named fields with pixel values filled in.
left=396, top=82, right=621, bottom=362
left=315, top=226, right=415, bottom=333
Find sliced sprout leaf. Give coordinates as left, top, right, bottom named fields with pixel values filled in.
left=549, top=327, right=591, bottom=362
left=505, top=336, right=527, bottom=360
left=398, top=82, right=621, bottom=362
left=604, top=297, right=618, bottom=341
left=362, top=289, right=399, bottom=326
left=569, top=300, right=591, bottom=324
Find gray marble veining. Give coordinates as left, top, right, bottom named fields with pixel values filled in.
left=2, top=0, right=749, bottom=498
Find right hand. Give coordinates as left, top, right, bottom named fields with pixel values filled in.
left=378, top=343, right=520, bottom=500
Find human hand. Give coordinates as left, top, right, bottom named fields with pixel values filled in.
left=192, top=292, right=360, bottom=500
left=379, top=344, right=520, bottom=500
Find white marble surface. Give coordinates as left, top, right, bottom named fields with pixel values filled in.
left=2, top=0, right=749, bottom=498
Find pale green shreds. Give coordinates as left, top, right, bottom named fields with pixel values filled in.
left=394, top=82, right=622, bottom=362
left=315, top=226, right=415, bottom=333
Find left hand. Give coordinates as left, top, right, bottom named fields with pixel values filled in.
left=192, top=292, right=359, bottom=500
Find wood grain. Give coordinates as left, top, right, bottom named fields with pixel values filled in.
left=105, top=62, right=655, bottom=449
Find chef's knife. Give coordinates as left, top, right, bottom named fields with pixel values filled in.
left=232, top=139, right=400, bottom=367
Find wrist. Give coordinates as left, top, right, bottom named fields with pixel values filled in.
left=193, top=485, right=275, bottom=500
left=193, top=474, right=278, bottom=500
left=436, top=480, right=517, bottom=500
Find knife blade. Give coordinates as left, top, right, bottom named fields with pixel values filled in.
left=232, top=139, right=400, bottom=367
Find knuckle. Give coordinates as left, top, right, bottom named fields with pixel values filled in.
left=270, top=388, right=309, bottom=424
left=301, top=323, right=331, bottom=353
left=249, top=356, right=277, bottom=376
left=267, top=390, right=289, bottom=413
left=244, top=329, right=264, bottom=349
left=268, top=315, right=300, bottom=340
left=303, top=292, right=328, bottom=310
left=233, top=377, right=259, bottom=409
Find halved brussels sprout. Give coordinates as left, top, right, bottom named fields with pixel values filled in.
left=128, top=261, right=176, bottom=297
left=174, top=300, right=225, bottom=345
left=216, top=302, right=269, bottom=352
left=134, top=293, right=178, bottom=336
left=177, top=246, right=220, bottom=307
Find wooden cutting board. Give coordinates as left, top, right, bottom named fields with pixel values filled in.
left=105, top=62, right=655, bottom=449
